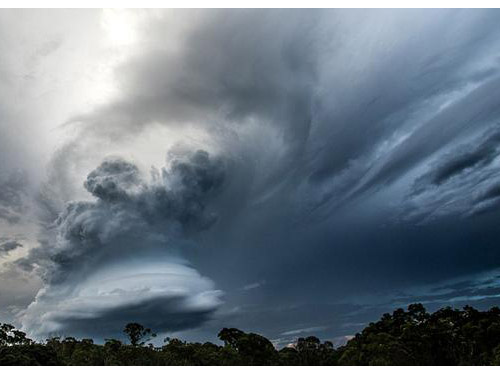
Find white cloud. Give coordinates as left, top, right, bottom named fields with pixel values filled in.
left=20, top=259, right=222, bottom=339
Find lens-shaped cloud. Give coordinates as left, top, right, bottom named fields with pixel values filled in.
left=20, top=259, right=222, bottom=339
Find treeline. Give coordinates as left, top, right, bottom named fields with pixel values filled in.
left=3, top=304, right=500, bottom=365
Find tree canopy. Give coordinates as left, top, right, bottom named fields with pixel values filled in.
left=2, top=304, right=500, bottom=365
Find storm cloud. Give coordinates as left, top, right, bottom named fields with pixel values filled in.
left=3, top=9, right=500, bottom=344
left=18, top=150, right=225, bottom=338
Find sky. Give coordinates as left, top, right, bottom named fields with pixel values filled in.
left=2, top=8, right=500, bottom=346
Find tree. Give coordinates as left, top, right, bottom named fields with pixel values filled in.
left=0, top=323, right=33, bottom=346
left=218, top=327, right=278, bottom=365
left=295, top=336, right=337, bottom=365
left=123, top=322, right=156, bottom=346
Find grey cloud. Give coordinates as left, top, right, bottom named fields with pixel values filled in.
left=430, top=150, right=497, bottom=186
left=59, top=10, right=500, bottom=217
left=0, top=170, right=29, bottom=224
left=64, top=10, right=500, bottom=343
left=281, top=325, right=328, bottom=336
left=394, top=287, right=500, bottom=305
left=19, top=259, right=222, bottom=339
left=73, top=10, right=318, bottom=134
left=242, top=281, right=265, bottom=291
left=475, top=183, right=500, bottom=204
left=429, top=280, right=477, bottom=293
left=0, top=207, right=21, bottom=224
left=83, top=159, right=142, bottom=202
left=342, top=75, right=500, bottom=208
left=401, top=125, right=500, bottom=221
left=53, top=295, right=219, bottom=339
left=61, top=10, right=320, bottom=212
left=0, top=262, right=41, bottom=323
left=0, top=238, right=23, bottom=255
left=415, top=127, right=500, bottom=189
left=29, top=149, right=225, bottom=282
left=17, top=149, right=225, bottom=338
left=306, top=10, right=500, bottom=187
left=7, top=9, right=500, bottom=343
left=430, top=142, right=499, bottom=187
left=389, top=271, right=500, bottom=307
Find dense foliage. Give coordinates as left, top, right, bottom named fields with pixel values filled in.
left=2, top=304, right=500, bottom=365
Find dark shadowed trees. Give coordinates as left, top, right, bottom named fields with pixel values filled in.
left=123, top=322, right=156, bottom=346
left=3, top=304, right=500, bottom=365
left=218, top=327, right=278, bottom=365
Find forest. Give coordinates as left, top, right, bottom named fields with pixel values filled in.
left=2, top=304, right=500, bottom=365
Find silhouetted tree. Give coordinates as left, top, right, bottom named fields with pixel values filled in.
left=218, top=327, right=278, bottom=365
left=123, top=322, right=156, bottom=346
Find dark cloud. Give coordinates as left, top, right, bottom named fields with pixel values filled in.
left=59, top=10, right=500, bottom=218
left=401, top=125, right=500, bottom=221
left=305, top=10, right=500, bottom=191
left=5, top=9, right=500, bottom=343
left=0, top=238, right=23, bottom=255
left=341, top=76, right=500, bottom=207
left=386, top=271, right=500, bottom=310
left=413, top=126, right=500, bottom=189
left=475, top=183, right=500, bottom=204
left=89, top=10, right=500, bottom=342
left=18, top=150, right=225, bottom=339
left=83, top=159, right=141, bottom=202
left=428, top=134, right=500, bottom=186
left=44, top=293, right=219, bottom=339
left=24, top=150, right=224, bottom=281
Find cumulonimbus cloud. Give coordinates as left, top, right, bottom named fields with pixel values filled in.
left=5, top=9, right=500, bottom=342
left=18, top=149, right=225, bottom=339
